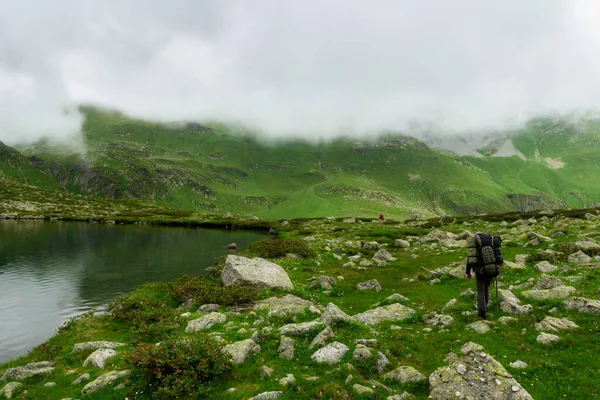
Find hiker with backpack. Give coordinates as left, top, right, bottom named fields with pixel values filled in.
left=466, top=233, right=503, bottom=319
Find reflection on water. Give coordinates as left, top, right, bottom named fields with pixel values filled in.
left=0, top=220, right=266, bottom=363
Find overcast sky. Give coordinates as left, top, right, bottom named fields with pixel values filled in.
left=1, top=0, right=600, bottom=143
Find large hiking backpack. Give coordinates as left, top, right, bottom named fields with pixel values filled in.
left=469, top=233, right=502, bottom=278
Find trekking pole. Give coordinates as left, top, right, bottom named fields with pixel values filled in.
left=496, top=278, right=499, bottom=312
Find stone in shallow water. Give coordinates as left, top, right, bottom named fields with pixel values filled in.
left=428, top=342, right=533, bottom=400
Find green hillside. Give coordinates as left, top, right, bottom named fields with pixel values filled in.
left=7, top=107, right=600, bottom=219
left=0, top=140, right=59, bottom=190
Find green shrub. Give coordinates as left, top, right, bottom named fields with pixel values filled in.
left=126, top=338, right=232, bottom=399
left=167, top=275, right=259, bottom=306
left=109, top=295, right=180, bottom=342
left=247, top=238, right=316, bottom=258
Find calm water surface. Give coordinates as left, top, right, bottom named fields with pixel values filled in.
left=0, top=221, right=266, bottom=363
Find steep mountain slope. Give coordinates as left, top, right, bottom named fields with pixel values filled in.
left=11, top=107, right=600, bottom=219
left=0, top=140, right=59, bottom=190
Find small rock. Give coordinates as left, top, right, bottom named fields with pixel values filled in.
left=309, top=326, right=335, bottom=350
left=259, top=366, right=274, bottom=379
left=83, top=348, right=118, bottom=369
left=81, top=370, right=131, bottom=395
left=44, top=382, right=57, bottom=387
left=394, top=239, right=410, bottom=248
left=0, top=361, right=55, bottom=381
left=278, top=336, right=295, bottom=360
left=278, top=374, right=295, bottom=387
left=311, top=342, right=349, bottom=364
left=352, top=344, right=372, bottom=362
left=185, top=312, right=227, bottom=332
left=466, top=321, right=491, bottom=334
left=0, top=382, right=23, bottom=398
left=509, top=360, right=528, bottom=369
left=383, top=366, right=426, bottom=383
left=536, top=332, right=561, bottom=344
left=72, top=373, right=91, bottom=385
left=226, top=242, right=237, bottom=249
left=430, top=278, right=441, bottom=285
left=353, top=384, right=374, bottom=395
left=460, top=288, right=475, bottom=298
left=534, top=261, right=558, bottom=273
left=249, top=391, right=283, bottom=400
left=356, top=279, right=382, bottom=291
left=363, top=241, right=380, bottom=250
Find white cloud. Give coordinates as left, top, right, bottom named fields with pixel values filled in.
left=1, top=0, right=600, bottom=144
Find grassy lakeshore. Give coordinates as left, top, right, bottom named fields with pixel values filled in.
left=1, top=207, right=600, bottom=399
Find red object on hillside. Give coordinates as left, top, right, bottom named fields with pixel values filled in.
left=379, top=214, right=384, bottom=221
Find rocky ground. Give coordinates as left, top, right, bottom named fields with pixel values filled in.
left=1, top=209, right=600, bottom=399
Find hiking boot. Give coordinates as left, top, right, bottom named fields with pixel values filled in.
left=478, top=311, right=486, bottom=320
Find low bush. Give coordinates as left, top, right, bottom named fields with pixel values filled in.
left=109, top=295, right=180, bottom=342
left=247, top=238, right=316, bottom=258
left=167, top=275, right=259, bottom=306
left=126, top=338, right=232, bottom=399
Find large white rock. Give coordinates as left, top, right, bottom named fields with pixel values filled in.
left=223, top=339, right=261, bottom=365
left=83, top=348, right=118, bottom=369
left=185, top=312, right=227, bottom=332
left=320, top=303, right=352, bottom=324
left=466, top=321, right=491, bottom=334
left=311, top=341, right=349, bottom=364
left=428, top=342, right=533, bottom=400
left=353, top=303, right=417, bottom=326
left=534, top=316, right=579, bottom=332
left=222, top=255, right=293, bottom=291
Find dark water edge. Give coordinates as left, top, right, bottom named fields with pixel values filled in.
left=0, top=220, right=266, bottom=364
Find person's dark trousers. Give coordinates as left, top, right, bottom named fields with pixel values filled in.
left=476, top=275, right=493, bottom=318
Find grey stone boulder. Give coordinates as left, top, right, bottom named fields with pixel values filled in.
left=320, top=303, right=352, bottom=324
left=356, top=279, right=382, bottom=291
left=386, top=293, right=409, bottom=302
left=522, top=286, right=576, bottom=300
left=533, top=274, right=564, bottom=290
left=568, top=251, right=592, bottom=264
left=0, top=382, right=23, bottom=399
left=185, top=312, right=227, bottom=332
left=534, top=261, right=558, bottom=273
left=363, top=241, right=380, bottom=250
left=253, top=294, right=315, bottom=317
left=563, top=297, right=600, bottom=314
left=309, top=326, right=335, bottom=350
left=83, top=348, right=118, bottom=369
left=428, top=342, right=533, bottom=400
left=499, top=290, right=533, bottom=314
left=280, top=320, right=324, bottom=336
left=73, top=341, right=126, bottom=353
left=394, top=239, right=410, bottom=248
left=81, top=370, right=131, bottom=395
left=0, top=361, right=55, bottom=381
left=222, top=255, right=293, bottom=291
left=373, top=249, right=396, bottom=261
left=277, top=336, right=294, bottom=360
left=503, top=260, right=526, bottom=270
left=353, top=384, right=374, bottom=395
left=424, top=312, right=454, bottom=327
left=353, top=303, right=417, bottom=325
left=570, top=241, right=600, bottom=253
left=376, top=352, right=391, bottom=373
left=223, top=339, right=261, bottom=365
left=536, top=332, right=561, bottom=345
left=312, top=276, right=336, bottom=290
left=311, top=342, right=349, bottom=364
left=534, top=316, right=579, bottom=332
left=352, top=344, right=372, bottom=362
left=383, top=366, right=426, bottom=383
left=278, top=374, right=295, bottom=387
left=249, top=391, right=283, bottom=400
left=466, top=321, right=491, bottom=334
